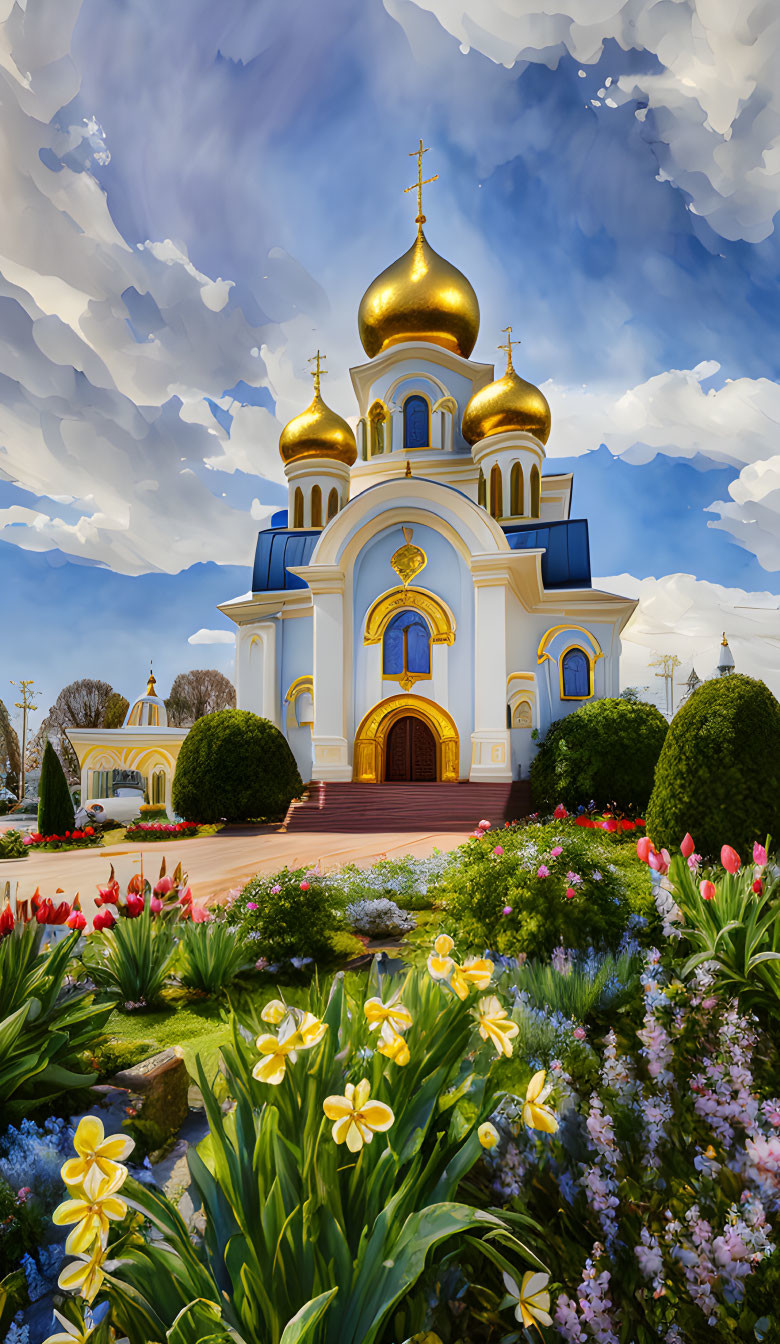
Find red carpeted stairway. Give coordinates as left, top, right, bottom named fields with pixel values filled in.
left=283, top=780, right=532, bottom=833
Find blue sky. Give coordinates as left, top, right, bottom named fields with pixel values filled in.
left=2, top=0, right=779, bottom=729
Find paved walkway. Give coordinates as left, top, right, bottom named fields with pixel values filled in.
left=0, top=827, right=468, bottom=918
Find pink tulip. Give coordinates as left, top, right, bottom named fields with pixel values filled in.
left=478, top=819, right=491, bottom=830
left=637, top=836, right=653, bottom=864
left=154, top=875, right=174, bottom=896
left=150, top=896, right=163, bottom=914
left=492, top=845, right=504, bottom=857
left=191, top=905, right=212, bottom=923
left=648, top=849, right=669, bottom=875
left=179, top=886, right=193, bottom=905
left=680, top=833, right=695, bottom=858
left=700, top=880, right=717, bottom=902
left=721, top=845, right=741, bottom=874
left=753, top=842, right=767, bottom=868
left=550, top=846, right=563, bottom=859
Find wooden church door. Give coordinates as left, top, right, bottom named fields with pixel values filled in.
left=385, top=716, right=437, bottom=781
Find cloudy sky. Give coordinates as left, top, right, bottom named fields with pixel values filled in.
left=1, top=0, right=779, bottom=734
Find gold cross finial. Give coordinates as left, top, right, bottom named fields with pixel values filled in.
left=404, top=138, right=438, bottom=229
left=146, top=661, right=156, bottom=697
left=308, top=350, right=327, bottom=396
left=498, top=325, right=519, bottom=373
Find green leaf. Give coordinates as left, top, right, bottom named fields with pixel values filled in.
left=279, top=1289, right=338, bottom=1344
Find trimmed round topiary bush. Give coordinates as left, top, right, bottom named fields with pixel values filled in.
left=530, top=697, right=668, bottom=813
left=172, top=709, right=303, bottom=824
left=646, top=673, right=780, bottom=860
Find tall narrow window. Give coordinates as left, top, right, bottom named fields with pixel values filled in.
left=383, top=610, right=432, bottom=690
left=510, top=462, right=524, bottom=516
left=368, top=400, right=386, bottom=455
left=478, top=469, right=486, bottom=509
left=530, top=464, right=541, bottom=518
left=293, top=487, right=304, bottom=528
left=561, top=648, right=590, bottom=699
left=327, top=488, right=339, bottom=521
left=311, top=484, right=322, bottom=528
left=403, top=395, right=429, bottom=449
left=489, top=464, right=503, bottom=518
left=151, top=769, right=165, bottom=805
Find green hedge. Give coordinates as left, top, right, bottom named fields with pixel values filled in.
left=530, top=697, right=668, bottom=813
left=172, top=709, right=303, bottom=824
left=646, top=673, right=780, bottom=859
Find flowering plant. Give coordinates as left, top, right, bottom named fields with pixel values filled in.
left=227, top=864, right=344, bottom=963
left=22, top=828, right=100, bottom=851
left=123, top=820, right=198, bottom=841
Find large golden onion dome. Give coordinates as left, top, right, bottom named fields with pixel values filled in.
left=358, top=227, right=480, bottom=360
left=279, top=355, right=357, bottom=466
left=462, top=331, right=551, bottom=446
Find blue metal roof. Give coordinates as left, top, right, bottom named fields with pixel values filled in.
left=502, top=518, right=592, bottom=589
left=252, top=529, right=319, bottom=592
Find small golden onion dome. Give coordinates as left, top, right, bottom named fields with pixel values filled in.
left=358, top=227, right=480, bottom=360
left=462, top=339, right=551, bottom=446
left=279, top=389, right=357, bottom=466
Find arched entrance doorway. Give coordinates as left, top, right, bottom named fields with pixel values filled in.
left=385, top=715, right=437, bottom=781
left=353, top=694, right=460, bottom=782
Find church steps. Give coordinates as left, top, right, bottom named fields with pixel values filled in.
left=283, top=781, right=531, bottom=833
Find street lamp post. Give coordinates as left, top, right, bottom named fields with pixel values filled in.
left=10, top=679, right=40, bottom=803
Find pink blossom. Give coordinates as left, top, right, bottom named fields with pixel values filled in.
left=721, top=844, right=741, bottom=874
left=687, top=852, right=702, bottom=871
left=573, top=1026, right=587, bottom=1041
left=753, top=841, right=767, bottom=868
left=550, top=845, right=563, bottom=859
left=637, top=836, right=654, bottom=863
left=699, top=880, right=717, bottom=902
left=246, top=902, right=258, bottom=911
left=270, top=884, right=281, bottom=894
left=566, top=871, right=582, bottom=885
left=537, top=864, right=550, bottom=879
left=190, top=905, right=213, bottom=923
left=565, top=887, right=576, bottom=900
left=477, top=819, right=491, bottom=830
left=154, top=875, right=174, bottom=896
left=492, top=845, right=504, bottom=857
left=300, top=881, right=310, bottom=891
left=149, top=896, right=163, bottom=914
left=680, top=832, right=695, bottom=858
left=502, top=905, right=513, bottom=916
left=701, top=996, right=718, bottom=1011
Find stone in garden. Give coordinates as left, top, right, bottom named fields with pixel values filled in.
left=112, top=1047, right=189, bottom=1150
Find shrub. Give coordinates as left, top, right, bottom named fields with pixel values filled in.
left=0, top=1177, right=44, bottom=1280
left=432, top=823, right=650, bottom=959
left=36, top=739, right=75, bottom=836
left=175, top=919, right=251, bottom=995
left=346, top=898, right=416, bottom=938
left=227, top=866, right=343, bottom=964
left=530, top=697, right=668, bottom=813
left=0, top=831, right=27, bottom=860
left=82, top=905, right=177, bottom=1007
left=172, top=708, right=303, bottom=824
left=646, top=674, right=780, bottom=859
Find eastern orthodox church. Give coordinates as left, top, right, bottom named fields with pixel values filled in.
left=220, top=145, right=636, bottom=786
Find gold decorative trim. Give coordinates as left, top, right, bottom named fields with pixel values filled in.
left=558, top=643, right=595, bottom=701
left=285, top=676, right=314, bottom=729
left=364, top=585, right=456, bottom=646
left=390, top=526, right=427, bottom=586
left=537, top=624, right=603, bottom=664
left=353, top=693, right=460, bottom=782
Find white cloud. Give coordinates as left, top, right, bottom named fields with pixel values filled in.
left=600, top=571, right=780, bottom=707
left=188, top=628, right=236, bottom=645
left=390, top=0, right=780, bottom=242
left=708, top=457, right=780, bottom=572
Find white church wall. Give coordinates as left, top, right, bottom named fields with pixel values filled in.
left=280, top=613, right=314, bottom=782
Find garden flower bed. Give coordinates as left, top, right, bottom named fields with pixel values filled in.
left=122, top=820, right=200, bottom=841
left=21, top=826, right=101, bottom=851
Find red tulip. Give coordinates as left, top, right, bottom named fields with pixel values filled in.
left=648, top=848, right=671, bottom=875
left=190, top=905, right=212, bottom=923
left=753, top=842, right=768, bottom=868
left=637, top=836, right=654, bottom=864
left=125, top=893, right=145, bottom=918
left=752, top=878, right=764, bottom=895
left=154, top=875, right=174, bottom=896
left=553, top=804, right=568, bottom=820
left=700, top=880, right=717, bottom=902
left=127, top=874, right=145, bottom=896
left=67, top=910, right=87, bottom=931
left=680, top=833, right=695, bottom=858
left=0, top=905, right=14, bottom=938
left=601, top=818, right=618, bottom=832
left=721, top=845, right=741, bottom=874
left=93, top=909, right=116, bottom=931
left=150, top=896, right=163, bottom=914
left=97, top=882, right=119, bottom=906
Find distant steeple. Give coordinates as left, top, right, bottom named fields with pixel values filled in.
left=717, top=632, right=735, bottom=677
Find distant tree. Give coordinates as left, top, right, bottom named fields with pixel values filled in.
left=165, top=669, right=236, bottom=726
left=618, top=687, right=644, bottom=703
left=38, top=739, right=75, bottom=836
left=41, top=678, right=123, bottom=783
left=0, top=698, right=21, bottom=793
left=103, top=692, right=130, bottom=728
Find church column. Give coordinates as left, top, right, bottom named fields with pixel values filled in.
left=308, top=568, right=352, bottom=780
left=470, top=562, right=512, bottom=781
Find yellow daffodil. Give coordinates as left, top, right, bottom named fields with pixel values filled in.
left=364, top=993, right=413, bottom=1043
left=522, top=1070, right=559, bottom=1133
left=260, top=998, right=287, bottom=1025
left=53, top=1167, right=127, bottom=1255
left=42, top=1308, right=95, bottom=1344
left=476, top=995, right=520, bottom=1058
left=427, top=932, right=456, bottom=981
left=60, top=1116, right=134, bottom=1191
left=252, top=1012, right=326, bottom=1085
left=450, top=956, right=495, bottom=1000
left=58, top=1246, right=105, bottom=1303
left=502, top=1269, right=552, bottom=1330
left=296, top=1011, right=327, bottom=1048
left=478, top=1121, right=500, bottom=1149
left=377, top=1031, right=411, bottom=1066
left=322, top=1079, right=394, bottom=1151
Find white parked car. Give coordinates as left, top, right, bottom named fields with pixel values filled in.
left=80, top=792, right=145, bottom=826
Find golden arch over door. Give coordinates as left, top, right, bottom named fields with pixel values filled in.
left=353, top=694, right=459, bottom=782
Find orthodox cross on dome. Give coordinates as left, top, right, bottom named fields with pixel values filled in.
left=308, top=350, right=327, bottom=396
left=145, top=662, right=156, bottom=697
left=405, top=138, right=438, bottom=228
left=391, top=526, right=427, bottom=588
left=498, top=325, right=519, bottom=374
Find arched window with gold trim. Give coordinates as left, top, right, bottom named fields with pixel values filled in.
left=511, top=699, right=533, bottom=728
left=311, top=484, right=322, bottom=528
left=293, top=487, right=304, bottom=528
left=489, top=464, right=503, bottom=518
left=478, top=469, right=486, bottom=510
left=530, top=464, right=541, bottom=518
left=327, top=488, right=339, bottom=521
left=403, top=395, right=429, bottom=449
left=382, top=609, right=432, bottom=690
left=561, top=647, right=590, bottom=699
left=510, top=462, right=524, bottom=516
left=368, top=400, right=386, bottom=455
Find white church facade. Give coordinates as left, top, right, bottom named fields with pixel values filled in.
left=220, top=148, right=636, bottom=786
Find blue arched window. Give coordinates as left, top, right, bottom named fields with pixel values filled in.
left=561, top=647, right=590, bottom=699
left=403, top=395, right=429, bottom=449
left=383, top=610, right=431, bottom=683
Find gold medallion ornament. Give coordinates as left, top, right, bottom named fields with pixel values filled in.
left=357, top=140, right=480, bottom=360
left=390, top=527, right=427, bottom=587
left=462, top=326, right=551, bottom=446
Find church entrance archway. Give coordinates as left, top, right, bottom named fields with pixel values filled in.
left=353, top=694, right=460, bottom=782
left=385, top=715, right=437, bottom=781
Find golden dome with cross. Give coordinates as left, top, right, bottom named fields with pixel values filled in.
left=462, top=327, right=551, bottom=445
left=279, top=351, right=357, bottom=466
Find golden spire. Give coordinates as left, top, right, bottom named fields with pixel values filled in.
left=145, top=663, right=156, bottom=697
left=498, top=325, right=518, bottom=374
left=404, top=137, right=438, bottom=229
left=721, top=631, right=728, bottom=645
left=308, top=349, right=326, bottom=397
left=405, top=457, right=412, bottom=477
